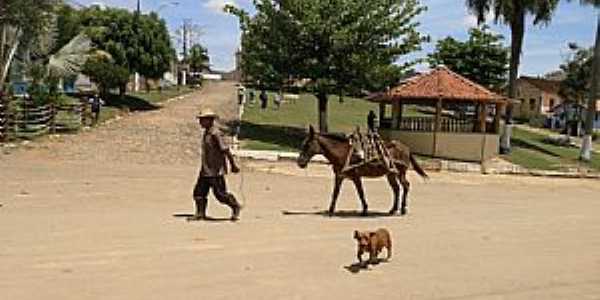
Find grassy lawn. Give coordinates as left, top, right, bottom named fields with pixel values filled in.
left=240, top=92, right=423, bottom=152
left=503, top=127, right=600, bottom=171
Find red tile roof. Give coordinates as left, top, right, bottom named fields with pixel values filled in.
left=370, top=66, right=506, bottom=103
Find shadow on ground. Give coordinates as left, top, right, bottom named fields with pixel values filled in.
left=106, top=94, right=160, bottom=112
left=344, top=258, right=389, bottom=274
left=172, top=213, right=232, bottom=222
left=281, top=210, right=400, bottom=219
left=237, top=121, right=305, bottom=150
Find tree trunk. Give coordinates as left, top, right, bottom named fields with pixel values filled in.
left=317, top=92, right=328, bottom=133
left=580, top=16, right=600, bottom=161
left=500, top=6, right=525, bottom=154
left=0, top=28, right=22, bottom=93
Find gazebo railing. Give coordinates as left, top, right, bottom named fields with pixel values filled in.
left=439, top=118, right=473, bottom=133
left=396, top=117, right=495, bottom=133
left=398, top=117, right=436, bottom=131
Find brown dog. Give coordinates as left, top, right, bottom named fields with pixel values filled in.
left=354, top=228, right=392, bottom=264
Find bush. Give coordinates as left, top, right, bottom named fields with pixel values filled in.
left=593, top=131, right=598, bottom=141
left=82, top=56, right=130, bottom=98
left=528, top=116, right=546, bottom=128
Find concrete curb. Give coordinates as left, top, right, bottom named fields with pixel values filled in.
left=233, top=149, right=600, bottom=179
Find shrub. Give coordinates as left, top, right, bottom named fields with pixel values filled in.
left=82, top=56, right=130, bottom=98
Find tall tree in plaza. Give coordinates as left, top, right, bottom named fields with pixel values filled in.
left=466, top=0, right=559, bottom=153
left=429, top=25, right=509, bottom=91
left=559, top=43, right=592, bottom=105
left=227, top=0, right=428, bottom=132
left=572, top=0, right=600, bottom=161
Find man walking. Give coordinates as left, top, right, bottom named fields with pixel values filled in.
left=190, top=108, right=242, bottom=221
left=89, top=93, right=104, bottom=125
left=259, top=90, right=268, bottom=109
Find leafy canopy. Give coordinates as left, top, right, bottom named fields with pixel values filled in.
left=186, top=44, right=210, bottom=73
left=560, top=44, right=593, bottom=104
left=429, top=26, right=508, bottom=91
left=82, top=55, right=129, bottom=96
left=56, top=5, right=175, bottom=80
left=227, top=0, right=428, bottom=93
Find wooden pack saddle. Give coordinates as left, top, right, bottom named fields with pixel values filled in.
left=342, top=128, right=397, bottom=174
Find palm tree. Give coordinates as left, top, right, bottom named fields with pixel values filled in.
left=575, top=0, right=600, bottom=160
left=466, top=0, right=559, bottom=153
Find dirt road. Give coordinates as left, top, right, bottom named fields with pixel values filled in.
left=1, top=82, right=600, bottom=299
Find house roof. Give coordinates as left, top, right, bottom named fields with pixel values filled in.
left=367, top=66, right=506, bottom=104
left=518, top=76, right=561, bottom=95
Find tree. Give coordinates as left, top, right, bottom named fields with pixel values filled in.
left=571, top=0, right=600, bottom=161
left=82, top=56, right=129, bottom=98
left=56, top=6, right=175, bottom=86
left=467, top=0, right=560, bottom=153
left=559, top=44, right=592, bottom=105
left=429, top=25, right=508, bottom=91
left=0, top=0, right=57, bottom=92
left=187, top=44, right=210, bottom=73
left=227, top=0, right=428, bottom=132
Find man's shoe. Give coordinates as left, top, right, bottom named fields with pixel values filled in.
left=231, top=205, right=241, bottom=221
left=187, top=214, right=206, bottom=221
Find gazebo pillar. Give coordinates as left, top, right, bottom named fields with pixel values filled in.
left=378, top=102, right=386, bottom=128
left=433, top=98, right=442, bottom=156
left=493, top=103, right=502, bottom=134
left=392, top=101, right=401, bottom=129
left=479, top=103, right=487, bottom=133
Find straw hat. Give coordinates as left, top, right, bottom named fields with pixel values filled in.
left=196, top=108, right=218, bottom=119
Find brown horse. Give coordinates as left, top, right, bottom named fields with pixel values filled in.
left=297, top=125, right=428, bottom=216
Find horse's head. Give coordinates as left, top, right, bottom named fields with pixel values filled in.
left=297, top=125, right=322, bottom=168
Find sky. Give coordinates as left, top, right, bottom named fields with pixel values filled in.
left=75, top=0, right=598, bottom=76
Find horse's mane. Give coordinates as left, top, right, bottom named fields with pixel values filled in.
left=319, top=132, right=349, bottom=142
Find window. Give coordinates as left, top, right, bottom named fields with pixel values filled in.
left=530, top=99, right=536, bottom=111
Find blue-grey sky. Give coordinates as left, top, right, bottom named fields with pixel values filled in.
left=77, top=0, right=598, bottom=75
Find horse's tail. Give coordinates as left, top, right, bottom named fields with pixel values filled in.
left=409, top=153, right=428, bottom=179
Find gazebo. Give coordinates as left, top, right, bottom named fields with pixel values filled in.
left=367, top=66, right=507, bottom=162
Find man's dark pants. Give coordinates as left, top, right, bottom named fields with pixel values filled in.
left=192, top=175, right=240, bottom=216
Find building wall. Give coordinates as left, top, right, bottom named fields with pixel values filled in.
left=514, top=81, right=564, bottom=119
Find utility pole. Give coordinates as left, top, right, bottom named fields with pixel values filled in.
left=182, top=19, right=192, bottom=60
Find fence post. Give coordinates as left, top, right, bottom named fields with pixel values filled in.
left=49, top=103, right=56, bottom=134
left=0, top=96, right=5, bottom=143
left=79, top=102, right=85, bottom=128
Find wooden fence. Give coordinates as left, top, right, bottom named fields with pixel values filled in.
left=0, top=101, right=6, bottom=142
left=0, top=99, right=87, bottom=142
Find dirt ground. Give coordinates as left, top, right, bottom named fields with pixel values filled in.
left=1, top=82, right=600, bottom=299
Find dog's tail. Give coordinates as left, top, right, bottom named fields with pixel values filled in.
left=409, top=153, right=428, bottom=179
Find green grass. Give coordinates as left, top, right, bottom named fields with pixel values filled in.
left=503, top=127, right=600, bottom=171
left=240, top=92, right=423, bottom=152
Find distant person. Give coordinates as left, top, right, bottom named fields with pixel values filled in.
left=260, top=90, right=268, bottom=109
left=248, top=90, right=255, bottom=105
left=367, top=110, right=377, bottom=132
left=190, top=109, right=242, bottom=221
left=89, top=93, right=105, bottom=125
left=274, top=91, right=283, bottom=110
left=237, top=86, right=245, bottom=105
